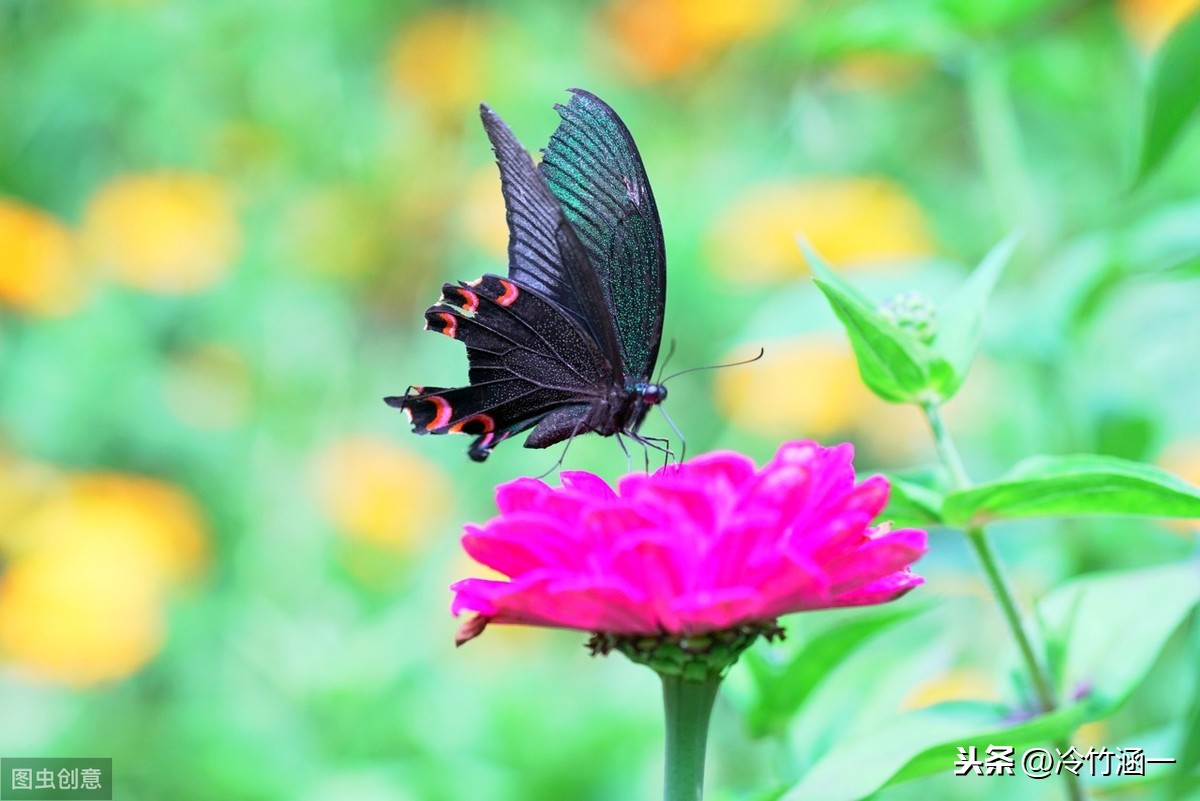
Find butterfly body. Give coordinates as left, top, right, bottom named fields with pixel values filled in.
left=387, top=90, right=667, bottom=462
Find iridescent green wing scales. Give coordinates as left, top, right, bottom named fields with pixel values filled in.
left=538, top=89, right=667, bottom=383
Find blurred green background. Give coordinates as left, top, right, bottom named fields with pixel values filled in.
left=1, top=0, right=1199, bottom=799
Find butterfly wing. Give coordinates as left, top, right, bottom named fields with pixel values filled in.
left=480, top=104, right=624, bottom=370
left=389, top=92, right=665, bottom=461
left=539, top=88, right=667, bottom=383
left=386, top=275, right=608, bottom=461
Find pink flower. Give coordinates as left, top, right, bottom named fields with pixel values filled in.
left=451, top=441, right=927, bottom=645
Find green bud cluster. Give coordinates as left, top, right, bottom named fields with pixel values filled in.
left=879, top=290, right=938, bottom=345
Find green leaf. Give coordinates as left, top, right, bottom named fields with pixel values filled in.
left=934, top=234, right=1018, bottom=399
left=942, top=454, right=1200, bottom=526
left=883, top=474, right=945, bottom=527
left=801, top=238, right=936, bottom=403
left=1092, top=722, right=1197, bottom=795
left=1134, top=5, right=1200, bottom=186
left=780, top=700, right=1097, bottom=801
left=741, top=605, right=927, bottom=739
left=937, top=0, right=1064, bottom=36
left=1171, top=675, right=1200, bottom=800
left=1037, top=562, right=1200, bottom=711
left=779, top=563, right=1200, bottom=801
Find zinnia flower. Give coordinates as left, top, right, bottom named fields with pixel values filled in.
left=452, top=441, right=927, bottom=649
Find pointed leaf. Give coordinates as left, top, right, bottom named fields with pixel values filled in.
left=942, top=454, right=1200, bottom=526
left=780, top=700, right=1097, bottom=801
left=1171, top=679, right=1200, bottom=800
left=934, top=234, right=1018, bottom=398
left=1134, top=5, right=1200, bottom=186
left=1037, top=562, right=1200, bottom=710
left=742, top=605, right=928, bottom=739
left=801, top=238, right=936, bottom=403
left=884, top=474, right=945, bottom=527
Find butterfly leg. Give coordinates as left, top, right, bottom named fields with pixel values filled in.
left=632, top=433, right=675, bottom=472
left=614, top=431, right=633, bottom=473
left=656, top=405, right=687, bottom=465
left=533, top=416, right=592, bottom=480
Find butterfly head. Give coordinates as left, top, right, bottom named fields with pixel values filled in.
left=634, top=381, right=668, bottom=406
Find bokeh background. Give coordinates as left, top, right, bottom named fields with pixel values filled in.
left=2, top=1, right=1199, bottom=799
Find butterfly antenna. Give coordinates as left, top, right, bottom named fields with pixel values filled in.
left=654, top=338, right=678, bottom=385
left=661, top=347, right=765, bottom=384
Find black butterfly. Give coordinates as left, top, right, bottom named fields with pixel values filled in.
left=386, top=89, right=668, bottom=463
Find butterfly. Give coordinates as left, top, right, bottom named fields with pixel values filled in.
left=386, top=89, right=668, bottom=463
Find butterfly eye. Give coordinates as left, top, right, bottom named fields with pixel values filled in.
left=641, top=384, right=667, bottom=405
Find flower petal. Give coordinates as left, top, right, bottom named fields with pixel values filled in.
left=494, top=477, right=554, bottom=513
left=451, top=440, right=928, bottom=642
left=826, top=528, right=929, bottom=594
left=462, top=515, right=582, bottom=577
left=560, top=470, right=617, bottom=500
left=832, top=571, right=924, bottom=606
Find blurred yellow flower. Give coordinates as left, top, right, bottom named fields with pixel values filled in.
left=460, top=165, right=509, bottom=260
left=902, top=668, right=998, bottom=709
left=717, top=336, right=866, bottom=438
left=1118, top=0, right=1200, bottom=48
left=708, top=178, right=934, bottom=283
left=314, top=437, right=448, bottom=550
left=0, top=473, right=208, bottom=686
left=0, top=197, right=85, bottom=316
left=715, top=335, right=926, bottom=459
left=1156, top=437, right=1200, bottom=535
left=0, top=455, right=64, bottom=547
left=602, top=0, right=782, bottom=80
left=163, top=344, right=252, bottom=431
left=386, top=8, right=491, bottom=119
left=0, top=546, right=164, bottom=686
left=284, top=187, right=390, bottom=281
left=82, top=172, right=240, bottom=294
left=4, top=474, right=208, bottom=582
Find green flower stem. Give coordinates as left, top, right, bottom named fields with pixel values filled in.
left=921, top=401, right=1085, bottom=801
left=661, top=673, right=720, bottom=801
left=923, top=399, right=972, bottom=489
left=962, top=524, right=1056, bottom=714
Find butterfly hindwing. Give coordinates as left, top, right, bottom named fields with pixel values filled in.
left=388, top=274, right=609, bottom=461
left=390, top=382, right=575, bottom=462
left=539, top=88, right=666, bottom=382
left=433, top=275, right=612, bottom=391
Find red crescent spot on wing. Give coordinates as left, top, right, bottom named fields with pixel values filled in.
left=437, top=311, right=457, bottom=338
left=496, top=279, right=519, bottom=307
left=425, top=396, right=452, bottom=430
left=458, top=288, right=479, bottom=313
left=449, top=413, right=496, bottom=434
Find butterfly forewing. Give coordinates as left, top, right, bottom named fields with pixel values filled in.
left=480, top=105, right=623, bottom=369
left=539, top=89, right=667, bottom=383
